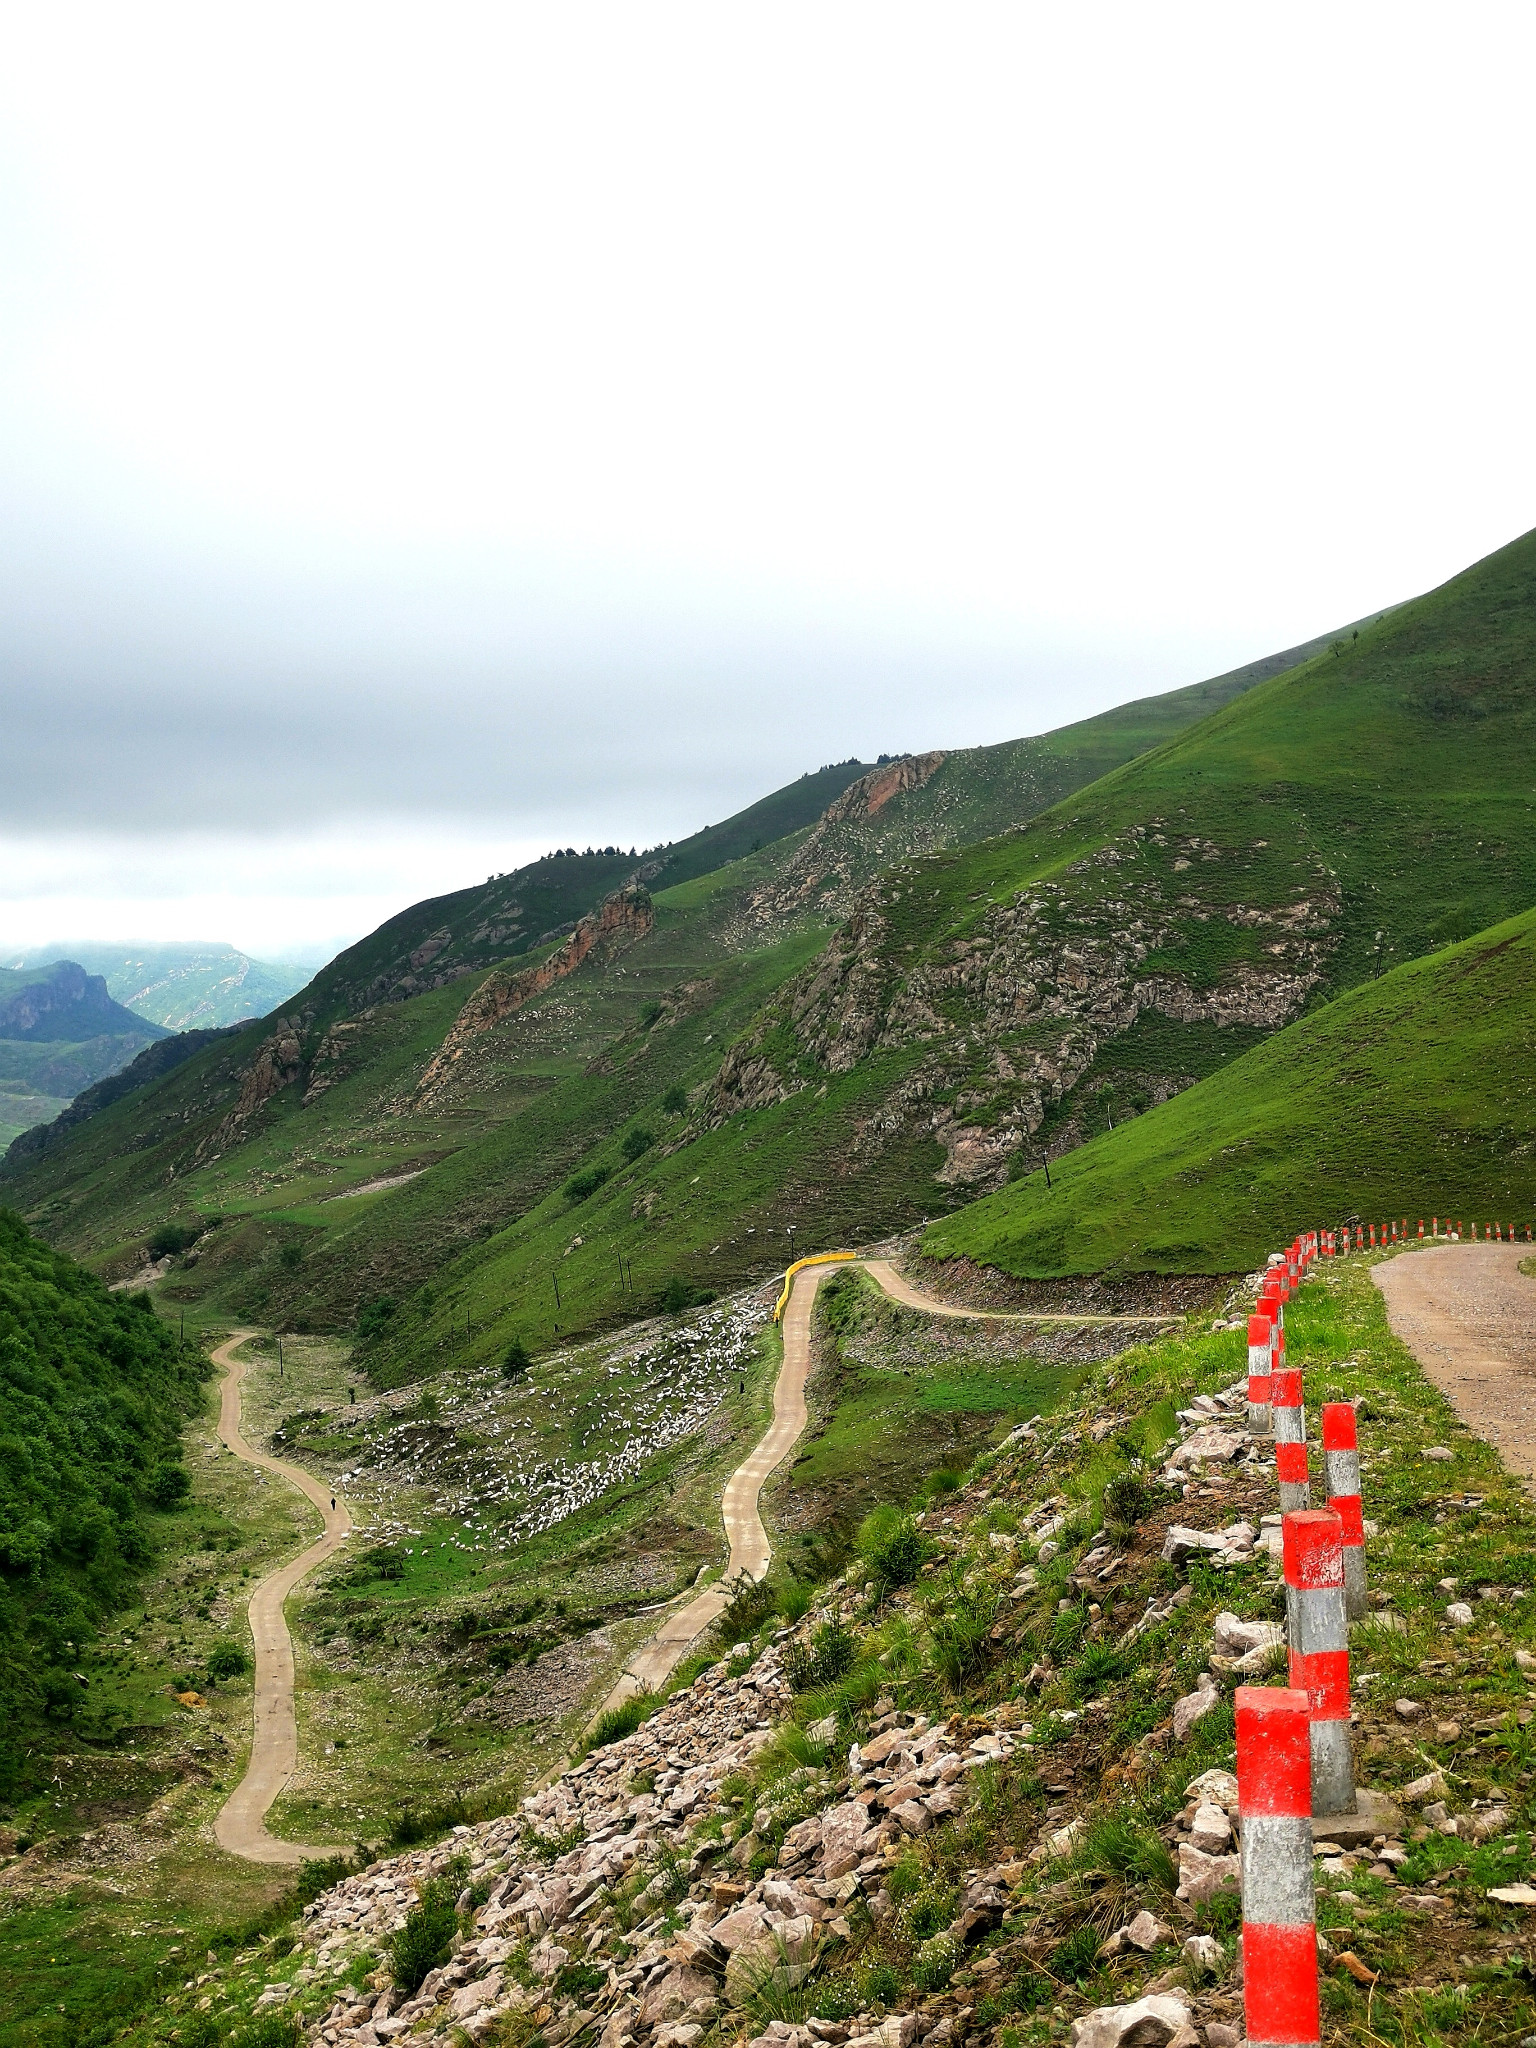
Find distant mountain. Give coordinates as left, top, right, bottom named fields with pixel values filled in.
left=0, top=961, right=169, bottom=1149
left=5, top=942, right=312, bottom=1030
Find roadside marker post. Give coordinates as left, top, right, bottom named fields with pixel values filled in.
left=1284, top=1507, right=1356, bottom=1818
left=1238, top=1684, right=1320, bottom=2048
left=1322, top=1402, right=1367, bottom=1620
left=1248, top=1311, right=1274, bottom=1432
left=1271, top=1341, right=1310, bottom=1513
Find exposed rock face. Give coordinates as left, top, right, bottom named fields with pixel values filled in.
left=707, top=821, right=1340, bottom=1187
left=409, top=887, right=654, bottom=1110
left=302, top=1019, right=366, bottom=1106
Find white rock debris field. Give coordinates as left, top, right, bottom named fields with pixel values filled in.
left=332, top=1299, right=768, bottom=1556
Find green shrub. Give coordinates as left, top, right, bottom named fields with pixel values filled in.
left=564, top=1166, right=611, bottom=1205
left=148, top=1221, right=198, bottom=1259
left=1078, top=1813, right=1176, bottom=1890
left=584, top=1692, right=655, bottom=1751
left=923, top=1468, right=963, bottom=1498
left=278, top=1242, right=304, bottom=1272
left=1103, top=1473, right=1153, bottom=1529
left=784, top=1620, right=856, bottom=1692
left=1071, top=1642, right=1128, bottom=1698
left=777, top=1580, right=813, bottom=1623
left=620, top=1125, right=654, bottom=1163
left=355, top=1295, right=397, bottom=1341
left=858, top=1506, right=928, bottom=1589
left=1050, top=1923, right=1103, bottom=1986
left=390, top=1876, right=459, bottom=1993
left=180, top=2018, right=223, bottom=2048
left=928, top=1581, right=999, bottom=1688
left=232, top=2014, right=303, bottom=2048
left=145, top=1461, right=190, bottom=1509
left=659, top=1275, right=714, bottom=1313
left=913, top=1932, right=959, bottom=1991
left=207, top=1640, right=250, bottom=1682
left=502, top=1335, right=532, bottom=1381
left=662, top=1085, right=688, bottom=1115
left=718, top=1574, right=779, bottom=1640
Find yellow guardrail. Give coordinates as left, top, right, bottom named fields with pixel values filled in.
left=772, top=1250, right=858, bottom=1321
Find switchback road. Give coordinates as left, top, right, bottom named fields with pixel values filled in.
left=212, top=1331, right=352, bottom=1864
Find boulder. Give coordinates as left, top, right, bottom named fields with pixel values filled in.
left=1212, top=1612, right=1285, bottom=1670
left=640, top=1968, right=717, bottom=2027
left=1189, top=1802, right=1232, bottom=1854
left=1162, top=1526, right=1226, bottom=1566
left=1123, top=1909, right=1172, bottom=1951
left=1182, top=1934, right=1224, bottom=1975
left=1168, top=1429, right=1246, bottom=1468
left=712, top=1902, right=771, bottom=1951
left=1176, top=1841, right=1240, bottom=1903
left=1184, top=1768, right=1240, bottom=1816
left=1068, top=1993, right=1192, bottom=2048
left=1172, top=1676, right=1221, bottom=1742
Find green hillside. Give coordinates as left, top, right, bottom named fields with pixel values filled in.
left=703, top=527, right=1536, bottom=1213
left=0, top=606, right=1408, bottom=1350
left=0, top=1211, right=204, bottom=1799
left=923, top=903, right=1536, bottom=1277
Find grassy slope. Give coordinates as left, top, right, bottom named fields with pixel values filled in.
left=717, top=527, right=1536, bottom=1190
left=868, top=610, right=1381, bottom=855
left=0, top=637, right=1316, bottom=1343
left=924, top=904, right=1536, bottom=1277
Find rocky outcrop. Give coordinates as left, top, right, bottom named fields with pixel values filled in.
left=302, top=1019, right=367, bottom=1106
left=408, top=887, right=654, bottom=1111
left=190, top=1015, right=308, bottom=1162
left=708, top=823, right=1341, bottom=1186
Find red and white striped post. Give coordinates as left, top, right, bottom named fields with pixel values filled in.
left=1432, top=1215, right=1438, bottom=1237
left=1418, top=1219, right=1424, bottom=1239
left=1321, top=1402, right=1367, bottom=1620
left=1248, top=1310, right=1274, bottom=1432
left=1238, top=1684, right=1319, bottom=2048
left=1284, top=1507, right=1355, bottom=1816
left=1271, top=1340, right=1309, bottom=1513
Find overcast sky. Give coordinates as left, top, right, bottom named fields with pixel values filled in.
left=2, top=6, right=1534, bottom=962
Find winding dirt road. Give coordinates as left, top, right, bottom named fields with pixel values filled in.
left=596, top=1255, right=1164, bottom=1714
left=212, top=1331, right=352, bottom=1864
left=1374, top=1243, right=1536, bottom=1483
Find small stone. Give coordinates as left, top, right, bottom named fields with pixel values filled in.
left=1189, top=1801, right=1232, bottom=1854
left=1068, top=1993, right=1191, bottom=2048
left=1177, top=1841, right=1241, bottom=1903
left=1434, top=1720, right=1462, bottom=1742
left=1401, top=1770, right=1447, bottom=1804
left=1123, top=1909, right=1171, bottom=1951
left=1446, top=1602, right=1475, bottom=1627
left=1172, top=1677, right=1220, bottom=1742
left=1395, top=1698, right=1425, bottom=1722
left=1422, top=1447, right=1454, bottom=1462
left=1182, top=1934, right=1224, bottom=1976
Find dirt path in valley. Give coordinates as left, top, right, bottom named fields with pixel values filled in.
left=1374, top=1243, right=1536, bottom=1484
left=597, top=1264, right=828, bottom=1714
left=211, top=1331, right=353, bottom=1864
left=596, top=1254, right=1166, bottom=1716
